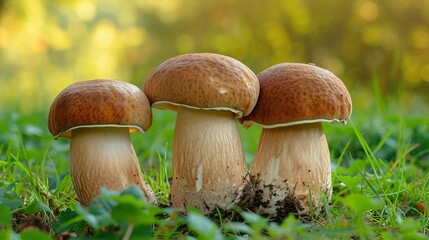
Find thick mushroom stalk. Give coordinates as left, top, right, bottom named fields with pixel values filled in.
left=70, top=127, right=157, bottom=206
left=251, top=123, right=331, bottom=218
left=171, top=107, right=250, bottom=214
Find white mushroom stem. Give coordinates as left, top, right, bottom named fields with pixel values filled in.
left=70, top=127, right=157, bottom=206
left=171, top=107, right=250, bottom=214
left=250, top=122, right=332, bottom=217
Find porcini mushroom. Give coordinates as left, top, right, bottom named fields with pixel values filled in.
left=144, top=53, right=259, bottom=214
left=48, top=79, right=157, bottom=206
left=241, top=63, right=352, bottom=219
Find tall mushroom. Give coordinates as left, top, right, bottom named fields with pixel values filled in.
left=48, top=79, right=157, bottom=206
left=241, top=63, right=352, bottom=219
left=144, top=53, right=259, bottom=214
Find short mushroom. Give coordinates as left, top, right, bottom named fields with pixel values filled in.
left=144, top=53, right=259, bottom=214
left=48, top=79, right=157, bottom=206
left=241, top=63, right=352, bottom=219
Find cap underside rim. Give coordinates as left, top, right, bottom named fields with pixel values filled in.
left=152, top=101, right=244, bottom=118
left=243, top=118, right=349, bottom=129
left=54, top=124, right=145, bottom=139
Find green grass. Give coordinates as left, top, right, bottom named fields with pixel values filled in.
left=1, top=97, right=429, bottom=239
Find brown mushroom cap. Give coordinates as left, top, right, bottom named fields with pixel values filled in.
left=241, top=63, right=352, bottom=128
left=143, top=53, right=259, bottom=117
left=48, top=79, right=152, bottom=138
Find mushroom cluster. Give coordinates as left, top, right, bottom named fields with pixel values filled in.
left=48, top=55, right=352, bottom=221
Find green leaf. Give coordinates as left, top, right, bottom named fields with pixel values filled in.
left=0, top=231, right=19, bottom=240
left=118, top=223, right=153, bottom=239
left=399, top=218, right=422, bottom=234
left=75, top=203, right=116, bottom=231
left=21, top=200, right=51, bottom=215
left=240, top=211, right=268, bottom=231
left=336, top=175, right=362, bottom=190
left=110, top=185, right=165, bottom=226
left=187, top=211, right=223, bottom=240
left=380, top=218, right=427, bottom=240
left=223, top=222, right=254, bottom=235
left=279, top=214, right=310, bottom=233
left=113, top=201, right=163, bottom=226
left=341, top=193, right=384, bottom=214
left=21, top=200, right=40, bottom=215
left=265, top=214, right=311, bottom=238
left=0, top=183, right=24, bottom=210
left=113, top=194, right=145, bottom=209
left=111, top=200, right=144, bottom=225
left=119, top=185, right=147, bottom=202
left=0, top=204, right=11, bottom=229
left=53, top=208, right=86, bottom=235
left=335, top=159, right=371, bottom=176
left=36, top=201, right=53, bottom=214
left=93, top=187, right=121, bottom=209
left=19, top=229, right=51, bottom=240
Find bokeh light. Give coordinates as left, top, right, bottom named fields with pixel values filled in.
left=0, top=0, right=428, bottom=111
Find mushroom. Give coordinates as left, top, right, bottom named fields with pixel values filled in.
left=144, top=53, right=259, bottom=214
left=48, top=79, right=157, bottom=206
left=241, top=63, right=352, bottom=219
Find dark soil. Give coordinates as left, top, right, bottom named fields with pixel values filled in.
left=251, top=173, right=311, bottom=222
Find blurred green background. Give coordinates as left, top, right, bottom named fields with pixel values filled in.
left=0, top=0, right=428, bottom=112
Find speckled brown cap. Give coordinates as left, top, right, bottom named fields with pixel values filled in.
left=143, top=53, right=259, bottom=117
left=48, top=79, right=152, bottom=138
left=241, top=63, right=352, bottom=128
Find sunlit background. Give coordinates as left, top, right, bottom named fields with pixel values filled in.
left=1, top=0, right=428, bottom=112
